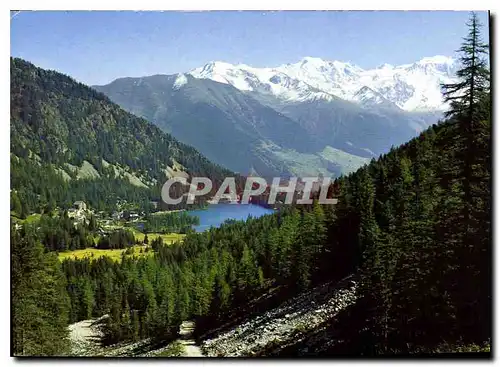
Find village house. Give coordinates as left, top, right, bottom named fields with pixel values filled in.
left=73, top=201, right=87, bottom=211
left=67, top=201, right=90, bottom=226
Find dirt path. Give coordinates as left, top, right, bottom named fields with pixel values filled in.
left=179, top=321, right=205, bottom=357
left=68, top=315, right=106, bottom=356
left=180, top=340, right=204, bottom=357
left=69, top=315, right=207, bottom=357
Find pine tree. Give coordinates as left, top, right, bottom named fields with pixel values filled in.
left=210, top=274, right=231, bottom=317
left=311, top=199, right=327, bottom=275
left=80, top=277, right=95, bottom=320
left=441, top=11, right=489, bottom=233
left=88, top=214, right=97, bottom=231
left=238, top=244, right=258, bottom=293
left=277, top=209, right=299, bottom=281
left=442, top=12, right=489, bottom=120
left=356, top=167, right=378, bottom=266
left=441, top=11, right=491, bottom=342
left=291, top=212, right=317, bottom=290
left=122, top=300, right=132, bottom=340
left=11, top=190, right=22, bottom=216
left=12, top=225, right=71, bottom=356
left=131, top=310, right=141, bottom=341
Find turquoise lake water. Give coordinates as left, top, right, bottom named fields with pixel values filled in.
left=187, top=203, right=275, bottom=232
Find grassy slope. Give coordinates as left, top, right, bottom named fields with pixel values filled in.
left=57, top=232, right=185, bottom=262
left=58, top=245, right=151, bottom=262
left=256, top=141, right=370, bottom=177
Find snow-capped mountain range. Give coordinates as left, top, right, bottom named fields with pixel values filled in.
left=95, top=55, right=459, bottom=178
left=189, top=55, right=458, bottom=112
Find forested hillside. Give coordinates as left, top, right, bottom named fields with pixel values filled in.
left=10, top=58, right=235, bottom=214
left=302, top=13, right=491, bottom=353
left=94, top=74, right=322, bottom=177
left=13, top=90, right=491, bottom=354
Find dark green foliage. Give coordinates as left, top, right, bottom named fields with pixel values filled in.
left=320, top=13, right=491, bottom=351
left=54, top=205, right=331, bottom=346
left=140, top=212, right=199, bottom=233
left=37, top=212, right=96, bottom=252
left=97, top=229, right=135, bottom=249
left=10, top=57, right=236, bottom=214
left=442, top=13, right=490, bottom=119
left=12, top=223, right=71, bottom=356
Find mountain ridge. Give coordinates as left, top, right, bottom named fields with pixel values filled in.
left=94, top=55, right=453, bottom=178
left=10, top=57, right=236, bottom=213
left=94, top=73, right=325, bottom=177
left=189, top=55, right=458, bottom=111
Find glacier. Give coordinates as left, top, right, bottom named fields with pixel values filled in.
left=189, top=55, right=459, bottom=112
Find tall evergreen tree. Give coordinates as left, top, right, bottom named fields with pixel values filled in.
left=441, top=11, right=491, bottom=342
left=441, top=11, right=490, bottom=230
left=12, top=224, right=70, bottom=356
left=442, top=12, right=490, bottom=120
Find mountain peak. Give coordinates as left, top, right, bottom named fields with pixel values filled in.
left=189, top=55, right=458, bottom=111
left=300, top=56, right=326, bottom=65
left=197, top=61, right=234, bottom=74
left=377, top=63, right=394, bottom=70
left=190, top=61, right=246, bottom=88
left=418, top=55, right=455, bottom=65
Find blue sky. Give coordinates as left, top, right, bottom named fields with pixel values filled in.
left=11, top=11, right=489, bottom=86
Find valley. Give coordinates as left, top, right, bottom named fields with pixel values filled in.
left=95, top=55, right=452, bottom=178
left=10, top=11, right=491, bottom=359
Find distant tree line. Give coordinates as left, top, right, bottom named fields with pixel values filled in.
left=141, top=212, right=200, bottom=234
left=10, top=57, right=245, bottom=216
